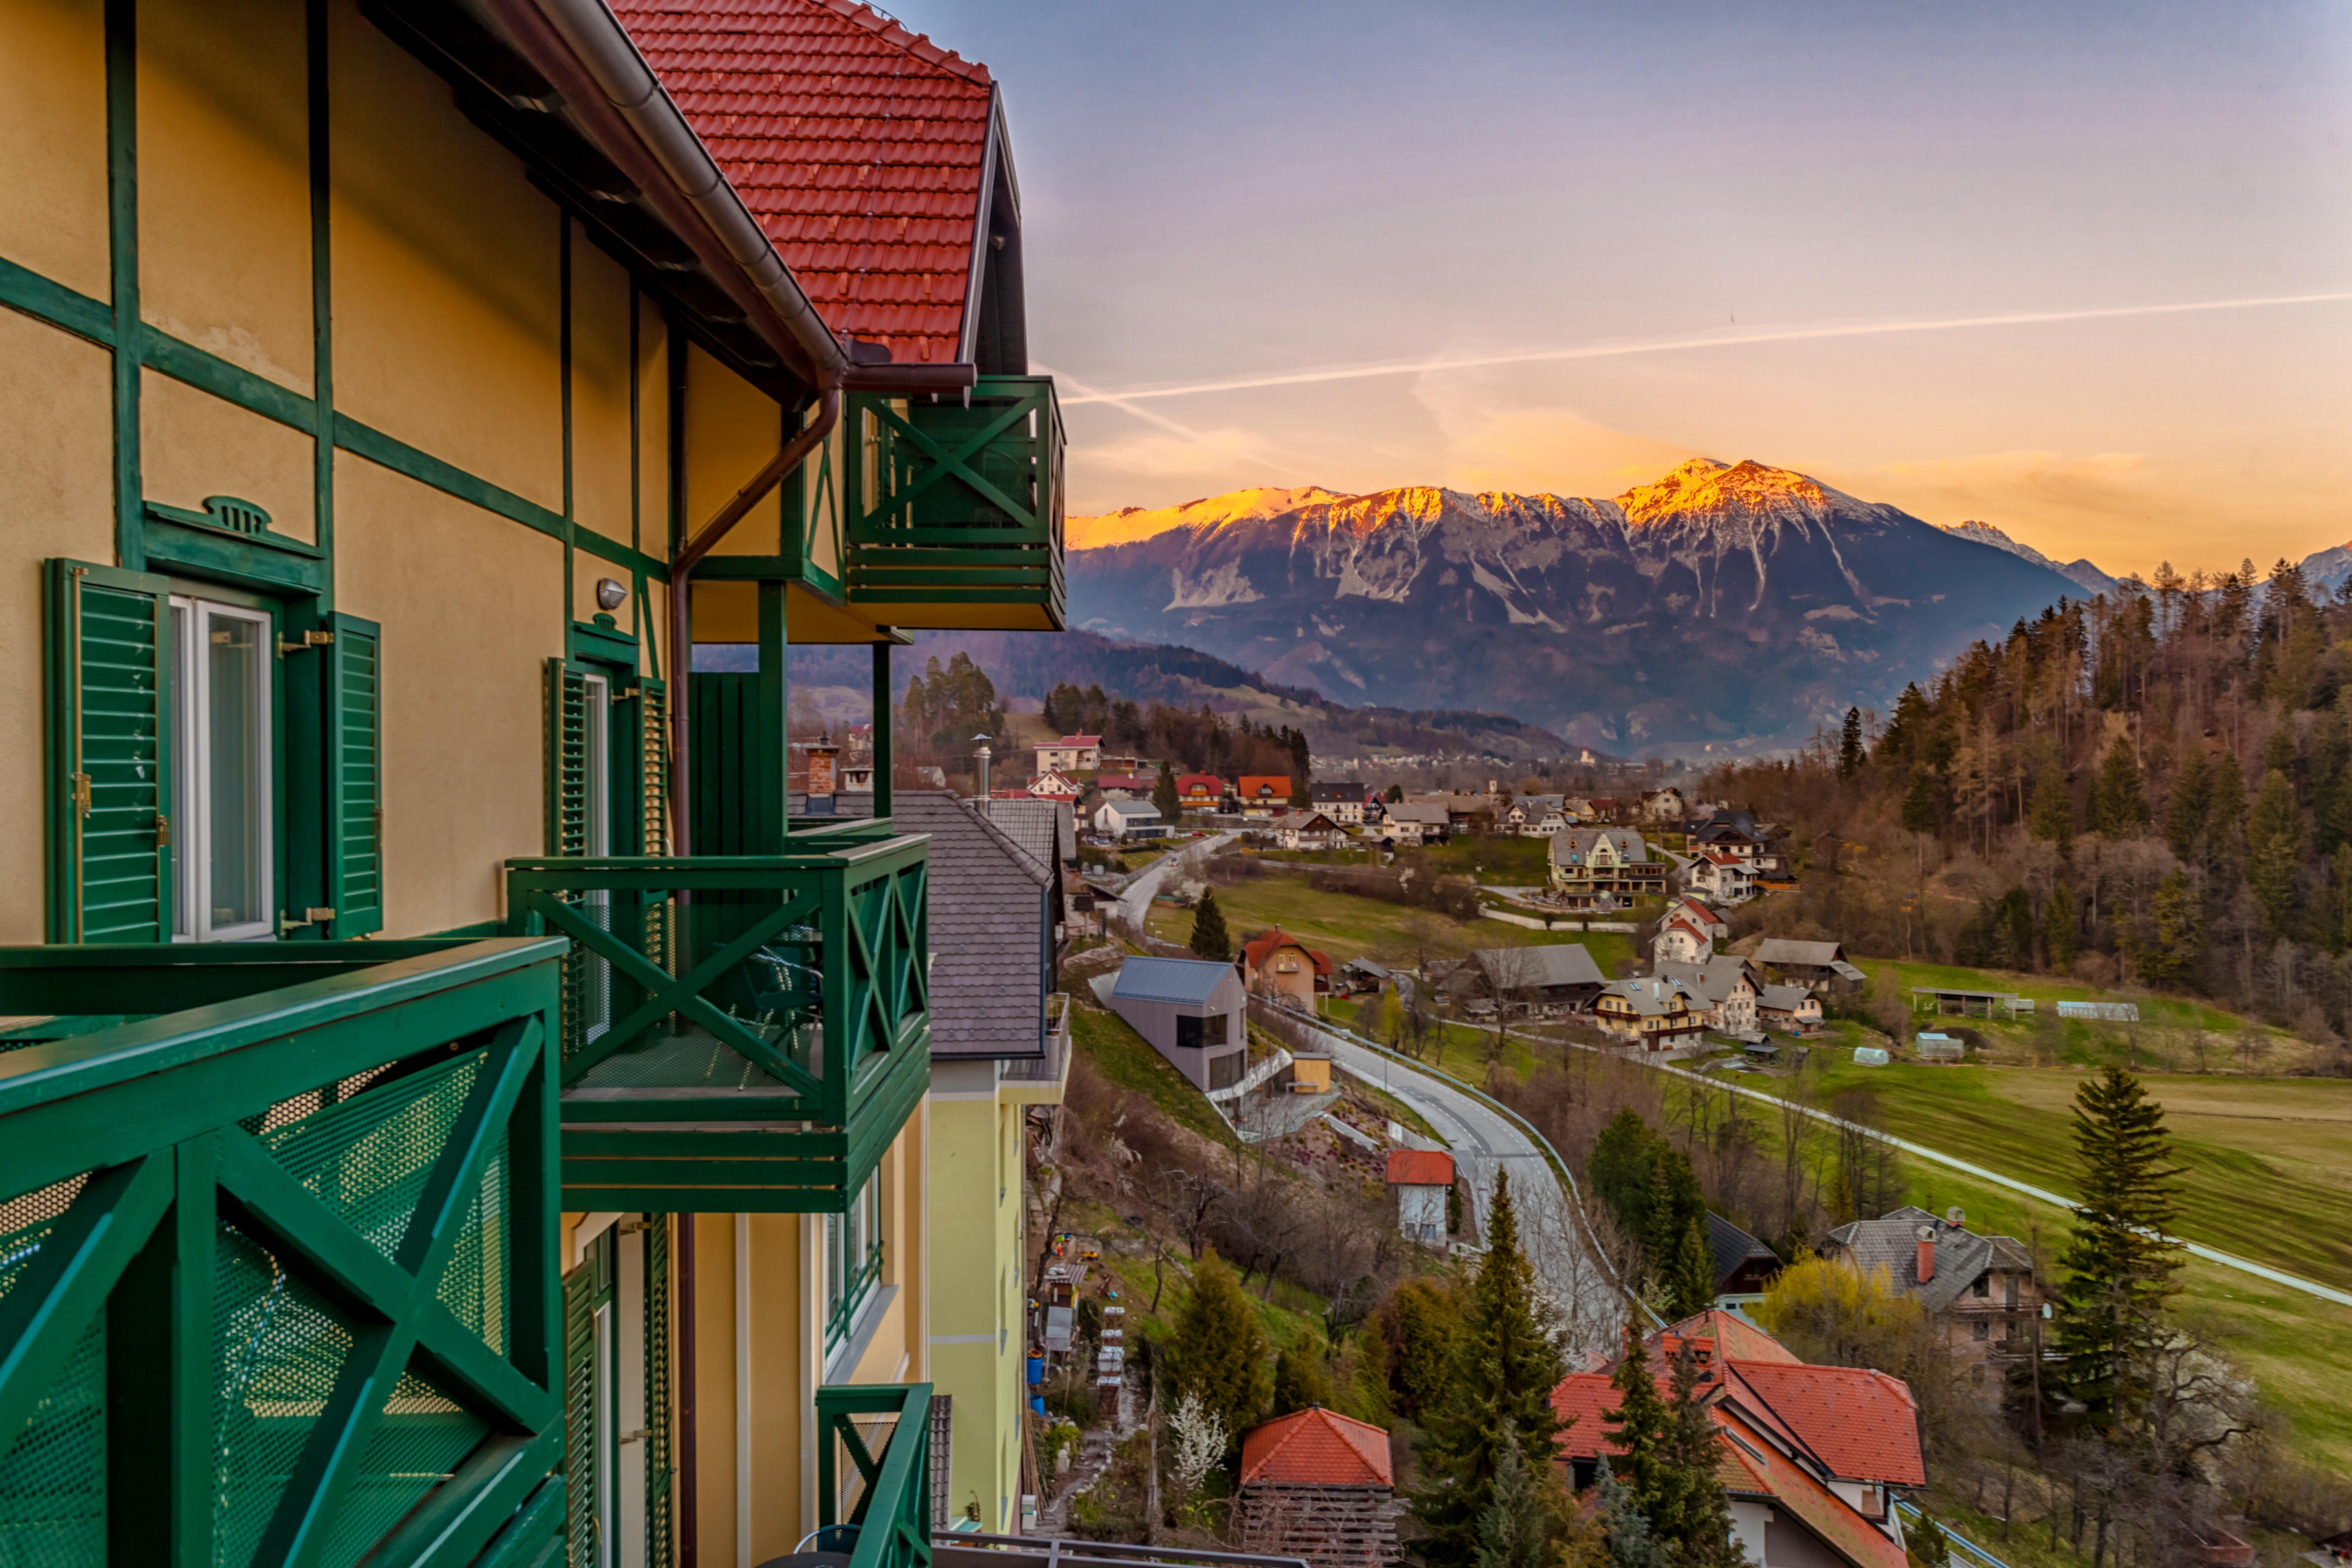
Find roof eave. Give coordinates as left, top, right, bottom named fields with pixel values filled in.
left=954, top=85, right=1007, bottom=367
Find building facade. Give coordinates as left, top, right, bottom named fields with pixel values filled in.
left=0, top=1, right=1061, bottom=1563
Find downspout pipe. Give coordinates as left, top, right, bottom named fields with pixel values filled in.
left=668, top=382, right=840, bottom=856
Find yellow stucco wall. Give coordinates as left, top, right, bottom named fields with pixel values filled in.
left=333, top=453, right=561, bottom=935
left=929, top=1089, right=1027, bottom=1531
left=327, top=0, right=562, bottom=513
left=0, top=0, right=109, bottom=303
left=571, top=224, right=635, bottom=547
left=687, top=345, right=783, bottom=559
left=140, top=370, right=318, bottom=542
left=0, top=313, right=116, bottom=945
left=137, top=0, right=315, bottom=396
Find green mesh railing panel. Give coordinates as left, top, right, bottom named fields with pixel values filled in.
left=0, top=1179, right=106, bottom=1567
left=213, top=1225, right=358, bottom=1568
left=314, top=1369, right=488, bottom=1568
left=437, top=1126, right=510, bottom=1356
left=257, top=1051, right=487, bottom=1265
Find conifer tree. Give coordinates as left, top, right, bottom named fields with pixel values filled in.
left=1471, top=1423, right=1553, bottom=1568
left=1877, top=683, right=1931, bottom=763
left=2028, top=766, right=2074, bottom=851
left=2044, top=883, right=2076, bottom=974
left=2136, top=870, right=2201, bottom=991
left=2246, top=767, right=2303, bottom=935
left=2164, top=747, right=2211, bottom=862
left=1653, top=1344, right=1744, bottom=1568
left=1153, top=758, right=1181, bottom=822
left=2053, top=1068, right=2186, bottom=1431
left=2205, top=758, right=2248, bottom=883
left=1188, top=888, right=1232, bottom=960
left=1838, top=708, right=1865, bottom=781
left=1667, top=1213, right=1716, bottom=1322
left=1168, top=1251, right=1271, bottom=1447
left=1900, top=762, right=1940, bottom=835
left=1593, top=1458, right=1667, bottom=1568
left=1412, top=1172, right=1571, bottom=1568
left=1601, top=1320, right=1670, bottom=1515
left=2088, top=735, right=2148, bottom=837
left=1270, top=1344, right=1332, bottom=1416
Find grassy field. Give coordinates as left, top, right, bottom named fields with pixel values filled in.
left=1068, top=1001, right=1236, bottom=1146
left=1859, top=957, right=2267, bottom=1045
left=1782, top=1050, right=2352, bottom=1291
left=1147, top=870, right=1637, bottom=976
left=1664, top=1067, right=2352, bottom=1471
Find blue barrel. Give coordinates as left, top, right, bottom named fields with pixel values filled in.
left=1026, top=1355, right=1045, bottom=1386
left=1031, top=1395, right=1046, bottom=1416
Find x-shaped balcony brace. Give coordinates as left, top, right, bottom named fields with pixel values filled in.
left=860, top=395, right=1044, bottom=536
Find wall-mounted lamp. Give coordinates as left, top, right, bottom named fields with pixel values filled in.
left=595, top=577, right=627, bottom=611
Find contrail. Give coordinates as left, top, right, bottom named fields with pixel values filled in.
left=1029, top=363, right=1205, bottom=436
left=1057, top=290, right=2352, bottom=406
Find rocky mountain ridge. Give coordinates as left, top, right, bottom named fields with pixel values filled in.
left=1937, top=519, right=2119, bottom=597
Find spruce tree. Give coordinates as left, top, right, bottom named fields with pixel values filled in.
left=1470, top=1423, right=1554, bottom=1568
left=2053, top=1068, right=2186, bottom=1432
left=1838, top=708, right=1865, bottom=781
left=1667, top=1213, right=1716, bottom=1322
left=1411, top=1171, right=1571, bottom=1568
left=1878, top=683, right=1931, bottom=763
left=2205, top=757, right=2248, bottom=883
left=1601, top=1320, right=1670, bottom=1515
left=1593, top=1458, right=1667, bottom=1568
left=1188, top=888, right=1232, bottom=960
left=2088, top=735, right=2148, bottom=837
left=1270, top=1344, right=1332, bottom=1416
left=2246, top=767, right=2303, bottom=935
left=1590, top=1110, right=1658, bottom=1241
left=1153, top=758, right=1181, bottom=822
left=1900, top=762, right=1940, bottom=835
left=2163, top=747, right=2210, bottom=862
left=1168, top=1251, right=1271, bottom=1446
left=2028, top=766, right=2074, bottom=851
left=1652, top=1343, right=1744, bottom=1568
left=2044, top=883, right=2076, bottom=974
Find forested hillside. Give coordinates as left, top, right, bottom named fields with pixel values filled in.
left=1709, top=558, right=2352, bottom=1040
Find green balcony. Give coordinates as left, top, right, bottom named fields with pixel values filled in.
left=0, top=936, right=565, bottom=1568
left=817, top=1383, right=934, bottom=1568
left=844, top=375, right=1064, bottom=632
left=503, top=829, right=931, bottom=1213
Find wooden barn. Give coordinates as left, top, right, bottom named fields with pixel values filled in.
left=1236, top=1406, right=1402, bottom=1568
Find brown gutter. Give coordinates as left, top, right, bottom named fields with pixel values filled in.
left=669, top=382, right=841, bottom=854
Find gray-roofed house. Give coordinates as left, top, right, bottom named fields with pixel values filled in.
left=1755, top=937, right=1866, bottom=995
left=983, top=797, right=1075, bottom=941
left=1656, top=955, right=1760, bottom=1036
left=1592, top=976, right=1705, bottom=1049
left=1756, top=983, right=1823, bottom=1036
left=1465, top=944, right=1606, bottom=1014
left=1092, top=799, right=1164, bottom=840
left=1548, top=828, right=1667, bottom=909
left=1822, top=1206, right=2043, bottom=1359
left=1105, top=956, right=1250, bottom=1092
left=1708, top=1212, right=1783, bottom=1312
left=1268, top=810, right=1346, bottom=851
left=1372, top=802, right=1451, bottom=846
left=893, top=792, right=1064, bottom=1070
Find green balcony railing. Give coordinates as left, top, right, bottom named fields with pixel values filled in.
left=817, top=1383, right=935, bottom=1568
left=0, top=937, right=566, bottom=1568
left=844, top=376, right=1065, bottom=632
left=503, top=831, right=931, bottom=1212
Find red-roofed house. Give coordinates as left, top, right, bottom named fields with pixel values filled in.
left=1093, top=772, right=1155, bottom=800
left=1238, top=927, right=1332, bottom=1009
left=1026, top=769, right=1082, bottom=800
left=1176, top=774, right=1230, bottom=813
left=1035, top=736, right=1102, bottom=772
left=1384, top=1150, right=1456, bottom=1244
left=1689, top=849, right=1757, bottom=905
left=1550, top=1313, right=1923, bottom=1568
left=1236, top=1407, right=1401, bottom=1568
left=1237, top=776, right=1295, bottom=817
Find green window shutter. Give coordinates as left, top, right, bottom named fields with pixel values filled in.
left=326, top=613, right=384, bottom=936
left=44, top=559, right=172, bottom=943
left=546, top=658, right=588, bottom=856
left=561, top=1263, right=599, bottom=1568
left=635, top=675, right=670, bottom=856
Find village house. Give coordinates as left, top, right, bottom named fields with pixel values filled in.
left=1036, top=734, right=1103, bottom=772
left=1269, top=809, right=1348, bottom=851
left=1708, top=1213, right=1785, bottom=1312
left=1552, top=1312, right=1925, bottom=1568
left=1176, top=773, right=1229, bottom=812
left=1822, top=1207, right=2044, bottom=1359
left=1757, top=938, right=1868, bottom=995
left=1640, top=786, right=1690, bottom=823
left=1311, top=780, right=1373, bottom=824
left=1594, top=976, right=1708, bottom=1049
left=1500, top=793, right=1567, bottom=834
left=1373, top=801, right=1451, bottom=845
left=1408, top=791, right=1495, bottom=828
left=1239, top=926, right=1334, bottom=1008
left=1465, top=943, right=1607, bottom=1014
left=1237, top=775, right=1295, bottom=816
left=1757, top=983, right=1825, bottom=1036
left=1386, top=1149, right=1456, bottom=1245
left=1548, top=828, right=1668, bottom=909
left=1656, top=955, right=1762, bottom=1036
left=1651, top=895, right=1729, bottom=965
left=1092, top=770, right=1155, bottom=800
left=1236, top=1406, right=1403, bottom=1568
left=1027, top=768, right=1084, bottom=801
left=1104, top=956, right=1251, bottom=1092
left=1687, top=849, right=1757, bottom=904
left=1093, top=798, right=1165, bottom=840
left=1691, top=812, right=1762, bottom=861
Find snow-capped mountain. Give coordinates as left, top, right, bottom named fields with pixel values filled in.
left=1938, top=520, right=2119, bottom=597
left=1067, top=458, right=2091, bottom=753
left=1066, top=486, right=1346, bottom=550
left=2300, top=543, right=2352, bottom=598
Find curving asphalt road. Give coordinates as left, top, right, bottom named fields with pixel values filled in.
left=1110, top=832, right=1232, bottom=929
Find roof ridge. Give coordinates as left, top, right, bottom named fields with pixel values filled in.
left=807, top=0, right=994, bottom=85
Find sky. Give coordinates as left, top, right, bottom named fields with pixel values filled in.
left=886, top=0, right=2352, bottom=578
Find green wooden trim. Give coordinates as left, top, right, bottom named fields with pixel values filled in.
left=308, top=0, right=334, bottom=608
left=141, top=513, right=331, bottom=594
left=171, top=1137, right=219, bottom=1565
left=142, top=496, right=322, bottom=557
left=0, top=1153, right=171, bottom=1444
left=0, top=254, right=112, bottom=343
left=376, top=1429, right=565, bottom=1568
left=568, top=614, right=638, bottom=667
left=870, top=641, right=892, bottom=816
left=106, top=0, right=139, bottom=569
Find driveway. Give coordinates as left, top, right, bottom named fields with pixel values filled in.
left=1111, top=833, right=1231, bottom=930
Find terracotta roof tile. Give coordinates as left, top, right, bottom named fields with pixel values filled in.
left=1722, top=1360, right=1925, bottom=1486
left=1385, top=1150, right=1455, bottom=1188
left=1239, top=928, right=1332, bottom=976
left=1240, top=1408, right=1393, bottom=1488
left=610, top=0, right=995, bottom=364
left=1716, top=1409, right=1908, bottom=1568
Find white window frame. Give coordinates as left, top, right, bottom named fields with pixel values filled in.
left=169, top=595, right=275, bottom=944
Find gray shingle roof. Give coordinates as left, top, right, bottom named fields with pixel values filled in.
left=892, top=792, right=1050, bottom=1058
left=1707, top=1211, right=1779, bottom=1292
left=1473, top=944, right=1603, bottom=990
left=1599, top=976, right=1699, bottom=1017
left=1655, top=956, right=1755, bottom=1004
left=1757, top=983, right=1814, bottom=1011
left=982, top=797, right=1073, bottom=869
left=1549, top=827, right=1651, bottom=865
left=1757, top=938, right=1847, bottom=967
left=1112, top=956, right=1234, bottom=1006
left=1823, top=1207, right=2034, bottom=1313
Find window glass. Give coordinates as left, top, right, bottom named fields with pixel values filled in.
left=206, top=609, right=265, bottom=929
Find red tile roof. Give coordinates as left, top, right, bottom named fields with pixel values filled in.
left=1240, top=1407, right=1393, bottom=1488
left=1043, top=736, right=1101, bottom=748
left=1715, top=1409, right=1907, bottom=1568
left=1722, top=1360, right=1924, bottom=1486
left=1239, top=928, right=1332, bottom=976
left=1176, top=774, right=1225, bottom=794
left=1385, top=1150, right=1455, bottom=1188
left=1237, top=776, right=1293, bottom=798
left=612, top=0, right=995, bottom=365
left=1667, top=1309, right=1801, bottom=1366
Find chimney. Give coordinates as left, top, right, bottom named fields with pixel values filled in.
left=1946, top=1206, right=1965, bottom=1228
left=972, top=734, right=993, bottom=798
left=1915, top=1224, right=1936, bottom=1284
